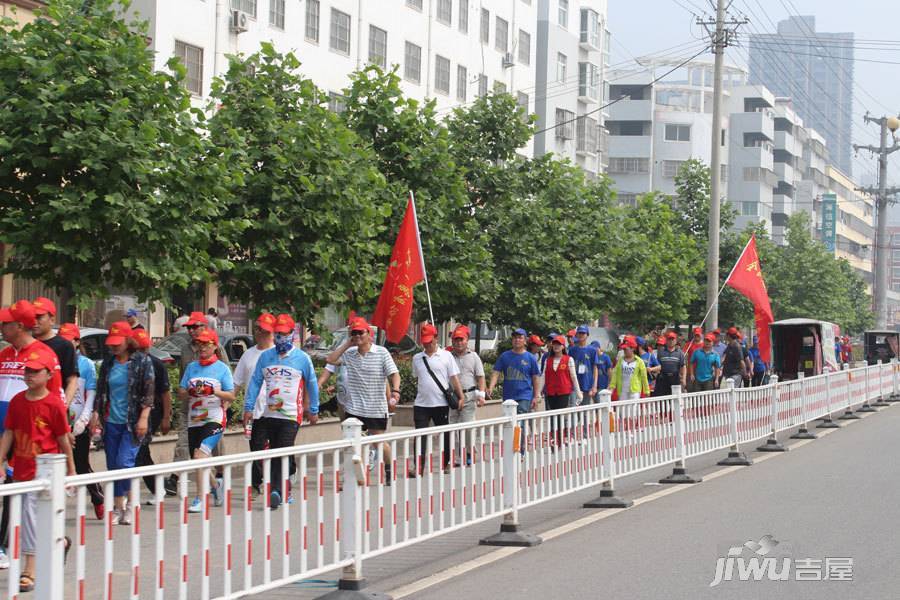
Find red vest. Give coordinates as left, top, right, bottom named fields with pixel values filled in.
left=544, top=354, right=573, bottom=396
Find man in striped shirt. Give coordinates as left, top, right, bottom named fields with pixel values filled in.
left=327, top=316, right=400, bottom=482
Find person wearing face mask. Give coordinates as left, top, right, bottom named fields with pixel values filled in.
left=243, top=314, right=319, bottom=509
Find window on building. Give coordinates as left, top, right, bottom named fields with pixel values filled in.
left=720, top=164, right=728, bottom=182
left=495, top=17, right=508, bottom=53
left=493, top=80, right=507, bottom=94
left=618, top=193, right=638, bottom=207
left=517, top=91, right=529, bottom=116
left=305, top=0, right=320, bottom=42
left=437, top=0, right=452, bottom=25
left=328, top=92, right=346, bottom=114
left=480, top=8, right=490, bottom=44
left=608, top=157, right=650, bottom=174
left=578, top=62, right=599, bottom=100
left=742, top=201, right=758, bottom=216
left=459, top=0, right=468, bottom=32
left=330, top=9, right=351, bottom=55
left=518, top=30, right=531, bottom=64
left=435, top=55, right=451, bottom=94
left=664, top=124, right=691, bottom=142
left=558, top=0, right=568, bottom=28
left=555, top=108, right=575, bottom=140
left=662, top=160, right=685, bottom=178
left=368, top=26, right=387, bottom=68
left=174, top=41, right=203, bottom=96
left=404, top=41, right=422, bottom=83
left=477, top=73, right=488, bottom=97
left=580, top=8, right=600, bottom=47
left=457, top=65, right=467, bottom=101
left=407, top=0, right=423, bottom=10
left=269, top=0, right=285, bottom=28
left=231, top=0, right=257, bottom=18
left=556, top=52, right=567, bottom=82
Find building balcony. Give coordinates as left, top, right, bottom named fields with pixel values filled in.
left=774, top=130, right=800, bottom=156
left=774, top=161, right=795, bottom=184
left=608, top=99, right=652, bottom=121
left=608, top=134, right=652, bottom=157
left=732, top=111, right=774, bottom=140
left=739, top=146, right=774, bottom=171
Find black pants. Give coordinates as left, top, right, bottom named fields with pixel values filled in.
left=135, top=442, right=159, bottom=495
left=73, top=430, right=104, bottom=506
left=545, top=394, right=570, bottom=444
left=251, top=417, right=299, bottom=496
left=413, top=405, right=450, bottom=471
left=752, top=371, right=765, bottom=387
left=653, top=372, right=679, bottom=397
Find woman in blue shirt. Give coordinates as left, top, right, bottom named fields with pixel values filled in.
left=91, top=321, right=155, bottom=526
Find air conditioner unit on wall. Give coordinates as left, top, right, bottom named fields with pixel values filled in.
left=502, top=52, right=514, bottom=68
left=230, top=10, right=250, bottom=33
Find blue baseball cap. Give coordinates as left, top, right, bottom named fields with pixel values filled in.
left=125, top=308, right=139, bottom=318
left=576, top=325, right=589, bottom=334
left=635, top=336, right=646, bottom=347
left=512, top=328, right=527, bottom=336
left=589, top=340, right=601, bottom=348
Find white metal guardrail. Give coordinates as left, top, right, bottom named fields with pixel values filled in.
left=2, top=361, right=896, bottom=598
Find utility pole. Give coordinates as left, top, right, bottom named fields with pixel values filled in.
left=698, top=0, right=747, bottom=329
left=854, top=113, right=900, bottom=328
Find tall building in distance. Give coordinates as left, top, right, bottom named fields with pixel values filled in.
left=747, top=15, right=854, bottom=176
left=533, top=0, right=610, bottom=178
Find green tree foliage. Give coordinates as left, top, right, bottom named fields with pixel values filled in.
left=0, top=0, right=230, bottom=305
left=338, top=67, right=492, bottom=321
left=206, top=46, right=389, bottom=324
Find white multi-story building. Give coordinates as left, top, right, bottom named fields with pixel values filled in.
left=826, top=166, right=875, bottom=286
left=770, top=97, right=804, bottom=244
left=796, top=126, right=829, bottom=237
left=128, top=0, right=538, bottom=154
left=604, top=58, right=740, bottom=204
left=533, top=0, right=609, bottom=177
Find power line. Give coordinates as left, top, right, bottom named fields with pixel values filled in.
left=534, top=46, right=710, bottom=137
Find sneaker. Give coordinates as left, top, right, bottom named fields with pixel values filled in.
left=93, top=502, right=105, bottom=521
left=144, top=498, right=157, bottom=506
left=211, top=481, right=223, bottom=507
left=164, top=475, right=178, bottom=497
left=286, top=494, right=294, bottom=505
left=269, top=490, right=282, bottom=510
left=187, top=497, right=203, bottom=513
left=0, top=548, right=9, bottom=570
left=111, top=508, right=122, bottom=526
left=119, top=505, right=132, bottom=526
left=367, top=448, right=377, bottom=472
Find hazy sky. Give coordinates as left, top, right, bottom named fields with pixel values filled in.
left=608, top=0, right=899, bottom=198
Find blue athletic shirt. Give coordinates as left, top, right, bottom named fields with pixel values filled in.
left=691, top=350, right=721, bottom=383
left=493, top=350, right=541, bottom=401
left=107, top=360, right=129, bottom=424
left=596, top=352, right=613, bottom=390
left=568, top=345, right=600, bottom=392
left=180, top=359, right=234, bottom=428
left=245, top=347, right=319, bottom=423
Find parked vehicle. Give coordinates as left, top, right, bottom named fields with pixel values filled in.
left=465, top=322, right=509, bottom=357
left=76, top=327, right=176, bottom=365
left=154, top=330, right=253, bottom=366
left=769, top=319, right=841, bottom=379
left=306, top=326, right=418, bottom=362
left=863, top=330, right=899, bottom=366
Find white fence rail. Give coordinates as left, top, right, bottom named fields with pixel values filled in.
left=5, top=361, right=896, bottom=599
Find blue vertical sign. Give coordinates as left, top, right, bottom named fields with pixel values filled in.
left=821, top=193, right=837, bottom=252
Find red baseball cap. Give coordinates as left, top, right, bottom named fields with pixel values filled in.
left=618, top=338, right=638, bottom=350
left=256, top=312, right=276, bottom=332
left=32, top=297, right=56, bottom=317
left=133, top=329, right=152, bottom=349
left=105, top=321, right=134, bottom=346
left=194, top=329, right=219, bottom=345
left=348, top=316, right=372, bottom=333
left=666, top=331, right=678, bottom=339
left=692, top=327, right=703, bottom=335
left=567, top=329, right=576, bottom=338
left=657, top=336, right=666, bottom=346
left=551, top=335, right=566, bottom=345
left=185, top=311, right=208, bottom=326
left=23, top=351, right=54, bottom=372
left=420, top=323, right=438, bottom=343
left=451, top=325, right=470, bottom=340
left=274, top=313, right=295, bottom=334
left=0, top=300, right=37, bottom=330
left=528, top=334, right=544, bottom=347
left=58, top=323, right=81, bottom=341
left=704, top=333, right=716, bottom=342
left=713, top=328, right=721, bottom=335
left=727, top=326, right=738, bottom=336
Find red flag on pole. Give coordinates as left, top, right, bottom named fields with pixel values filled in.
left=725, top=235, right=774, bottom=362
left=371, top=195, right=425, bottom=343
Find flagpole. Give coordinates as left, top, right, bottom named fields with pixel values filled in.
left=409, top=190, right=435, bottom=325
left=699, top=235, right=754, bottom=328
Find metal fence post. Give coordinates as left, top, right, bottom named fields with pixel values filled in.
left=857, top=364, right=877, bottom=412
left=584, top=390, right=633, bottom=507
left=718, top=379, right=752, bottom=465
left=891, top=359, right=900, bottom=401
left=839, top=363, right=861, bottom=420
left=757, top=375, right=787, bottom=452
left=659, top=385, right=701, bottom=484
left=873, top=360, right=891, bottom=407
left=790, top=372, right=817, bottom=439
left=817, top=367, right=841, bottom=429
left=480, top=400, right=541, bottom=547
left=35, top=454, right=67, bottom=600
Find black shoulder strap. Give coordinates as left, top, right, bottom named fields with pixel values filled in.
left=422, top=354, right=448, bottom=394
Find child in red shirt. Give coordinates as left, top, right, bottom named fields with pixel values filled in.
left=0, top=355, right=75, bottom=592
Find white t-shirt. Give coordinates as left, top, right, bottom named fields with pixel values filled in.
left=234, top=345, right=268, bottom=418
left=620, top=359, right=637, bottom=397
left=412, top=349, right=460, bottom=408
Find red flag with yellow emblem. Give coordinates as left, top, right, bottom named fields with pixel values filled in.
left=371, top=195, right=425, bottom=343
left=726, top=235, right=774, bottom=362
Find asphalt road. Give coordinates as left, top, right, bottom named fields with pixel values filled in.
left=403, top=404, right=900, bottom=600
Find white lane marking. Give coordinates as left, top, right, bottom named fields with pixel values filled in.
left=386, top=406, right=892, bottom=599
